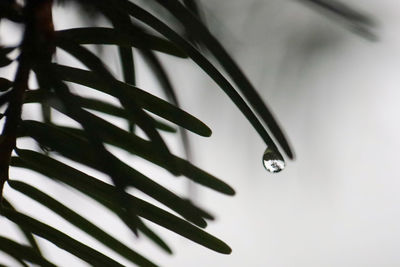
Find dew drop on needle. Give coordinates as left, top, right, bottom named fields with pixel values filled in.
left=263, top=148, right=285, bottom=173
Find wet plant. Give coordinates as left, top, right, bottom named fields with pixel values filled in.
left=0, top=0, right=373, bottom=265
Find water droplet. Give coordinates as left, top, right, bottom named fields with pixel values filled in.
left=263, top=148, right=285, bottom=173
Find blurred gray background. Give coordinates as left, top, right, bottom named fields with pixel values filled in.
left=2, top=0, right=400, bottom=266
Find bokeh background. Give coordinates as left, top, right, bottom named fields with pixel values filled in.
left=2, top=0, right=400, bottom=266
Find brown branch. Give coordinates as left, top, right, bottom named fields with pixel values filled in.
left=0, top=57, right=30, bottom=199
left=0, top=0, right=54, bottom=200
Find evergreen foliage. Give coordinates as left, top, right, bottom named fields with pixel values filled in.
left=0, top=0, right=373, bottom=265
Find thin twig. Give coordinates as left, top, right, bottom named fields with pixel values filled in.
left=0, top=0, right=55, bottom=200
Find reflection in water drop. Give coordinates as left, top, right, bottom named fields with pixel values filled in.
left=263, top=148, right=285, bottom=173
